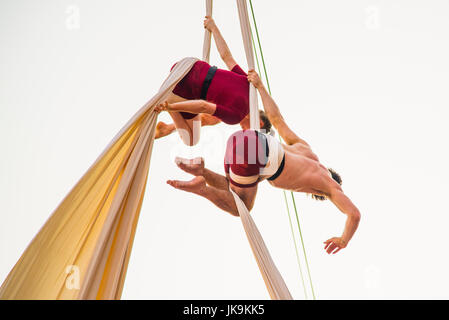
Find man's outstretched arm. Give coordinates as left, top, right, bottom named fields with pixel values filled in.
left=324, top=187, right=361, bottom=254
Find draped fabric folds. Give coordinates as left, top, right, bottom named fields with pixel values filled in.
left=0, top=58, right=198, bottom=300
left=230, top=190, right=293, bottom=300
left=202, top=0, right=213, bottom=63
left=236, top=0, right=260, bottom=131
left=234, top=0, right=292, bottom=300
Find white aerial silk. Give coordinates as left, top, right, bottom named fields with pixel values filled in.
left=236, top=0, right=260, bottom=131
left=233, top=0, right=292, bottom=300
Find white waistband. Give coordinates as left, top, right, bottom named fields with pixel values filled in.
left=260, top=134, right=285, bottom=179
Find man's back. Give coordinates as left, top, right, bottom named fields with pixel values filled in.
left=269, top=142, right=338, bottom=197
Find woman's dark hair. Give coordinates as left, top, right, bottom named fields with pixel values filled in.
left=312, top=168, right=342, bottom=201
left=259, top=110, right=272, bottom=134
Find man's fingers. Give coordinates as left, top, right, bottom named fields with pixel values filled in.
left=323, top=238, right=344, bottom=254
left=326, top=243, right=336, bottom=254
left=333, top=247, right=342, bottom=254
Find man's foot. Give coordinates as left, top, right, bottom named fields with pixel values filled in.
left=155, top=121, right=175, bottom=139
left=175, top=157, right=204, bottom=176
left=167, top=176, right=206, bottom=194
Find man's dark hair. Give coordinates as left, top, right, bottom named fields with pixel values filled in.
left=259, top=110, right=272, bottom=134
left=312, top=168, right=342, bottom=201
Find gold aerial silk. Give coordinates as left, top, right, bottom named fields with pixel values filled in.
left=0, top=58, right=198, bottom=299
left=0, top=0, right=292, bottom=300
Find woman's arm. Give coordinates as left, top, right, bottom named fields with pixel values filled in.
left=156, top=100, right=217, bottom=115
left=204, top=16, right=237, bottom=70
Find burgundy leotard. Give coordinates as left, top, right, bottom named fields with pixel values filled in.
left=171, top=60, right=249, bottom=125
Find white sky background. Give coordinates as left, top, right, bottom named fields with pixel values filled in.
left=0, top=0, right=448, bottom=299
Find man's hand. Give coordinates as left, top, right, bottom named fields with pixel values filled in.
left=247, top=69, right=264, bottom=89
left=154, top=101, right=172, bottom=113
left=203, top=16, right=217, bottom=32
left=323, top=237, right=347, bottom=254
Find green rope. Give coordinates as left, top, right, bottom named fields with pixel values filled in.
left=248, top=0, right=316, bottom=299
left=282, top=188, right=308, bottom=299
left=291, top=193, right=316, bottom=299
left=250, top=11, right=308, bottom=301
left=248, top=0, right=271, bottom=93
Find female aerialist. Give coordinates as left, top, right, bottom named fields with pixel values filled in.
left=154, top=16, right=271, bottom=146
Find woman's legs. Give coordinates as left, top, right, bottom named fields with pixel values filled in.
left=155, top=93, right=221, bottom=145
left=155, top=121, right=176, bottom=139
left=155, top=93, right=183, bottom=139
left=155, top=113, right=221, bottom=140
left=155, top=93, right=200, bottom=146
left=167, top=111, right=201, bottom=146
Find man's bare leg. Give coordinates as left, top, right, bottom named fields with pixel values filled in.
left=167, top=175, right=207, bottom=195
left=167, top=176, right=239, bottom=216
left=175, top=156, right=229, bottom=190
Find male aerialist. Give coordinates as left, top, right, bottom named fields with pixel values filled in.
left=167, top=70, right=361, bottom=255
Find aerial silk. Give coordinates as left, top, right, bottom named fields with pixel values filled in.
left=0, top=0, right=291, bottom=300
left=232, top=0, right=292, bottom=299
left=0, top=57, right=198, bottom=299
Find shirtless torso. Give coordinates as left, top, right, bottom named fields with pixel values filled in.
left=269, top=142, right=337, bottom=197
